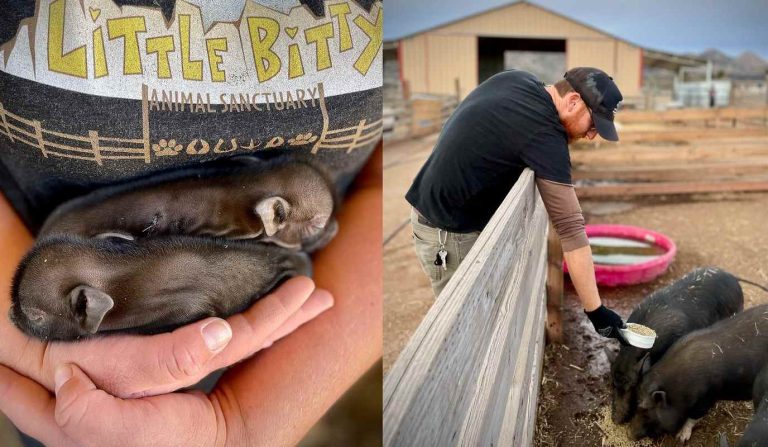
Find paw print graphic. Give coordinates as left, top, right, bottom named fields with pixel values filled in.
left=153, top=139, right=182, bottom=156
left=288, top=133, right=318, bottom=146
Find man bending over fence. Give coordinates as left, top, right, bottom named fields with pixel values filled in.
left=406, top=67, right=629, bottom=344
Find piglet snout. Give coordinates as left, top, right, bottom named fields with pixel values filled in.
left=290, top=252, right=313, bottom=278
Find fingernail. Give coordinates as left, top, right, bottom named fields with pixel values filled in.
left=54, top=365, right=73, bottom=394
left=321, top=295, right=335, bottom=312
left=201, top=319, right=232, bottom=352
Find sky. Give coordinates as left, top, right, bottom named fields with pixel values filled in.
left=384, top=0, right=768, bottom=60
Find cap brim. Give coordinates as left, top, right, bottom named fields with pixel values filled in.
left=593, top=114, right=619, bottom=142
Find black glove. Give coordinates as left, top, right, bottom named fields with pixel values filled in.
left=585, top=305, right=629, bottom=345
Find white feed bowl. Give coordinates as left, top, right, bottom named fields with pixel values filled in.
left=620, top=323, right=656, bottom=349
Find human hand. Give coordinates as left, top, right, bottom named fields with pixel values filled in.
left=0, top=361, right=232, bottom=447
left=585, top=304, right=629, bottom=345
left=0, top=145, right=383, bottom=445
left=0, top=227, right=332, bottom=399
left=0, top=185, right=335, bottom=398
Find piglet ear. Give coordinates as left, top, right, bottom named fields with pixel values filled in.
left=719, top=432, right=731, bottom=447
left=651, top=390, right=667, bottom=406
left=603, top=346, right=618, bottom=364
left=638, top=352, right=652, bottom=375
left=69, top=285, right=114, bottom=334
left=255, top=197, right=290, bottom=237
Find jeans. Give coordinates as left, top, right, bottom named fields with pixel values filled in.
left=410, top=209, right=481, bottom=297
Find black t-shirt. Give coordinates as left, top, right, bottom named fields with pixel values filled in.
left=0, top=0, right=382, bottom=232
left=406, top=70, right=571, bottom=233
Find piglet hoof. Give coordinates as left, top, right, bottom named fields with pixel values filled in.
left=675, top=418, right=698, bottom=444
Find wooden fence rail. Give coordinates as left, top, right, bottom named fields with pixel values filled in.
left=617, top=106, right=768, bottom=124
left=383, top=94, right=459, bottom=142
left=384, top=169, right=549, bottom=446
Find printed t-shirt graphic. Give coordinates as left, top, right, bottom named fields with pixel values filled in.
left=0, top=0, right=383, bottom=231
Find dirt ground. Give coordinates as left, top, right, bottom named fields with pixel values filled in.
left=383, top=134, right=441, bottom=372
left=383, top=134, right=768, bottom=446
left=535, top=193, right=768, bottom=447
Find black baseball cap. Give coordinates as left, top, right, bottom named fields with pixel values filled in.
left=564, top=67, right=623, bottom=141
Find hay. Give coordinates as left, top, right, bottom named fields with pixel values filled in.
left=595, top=405, right=654, bottom=447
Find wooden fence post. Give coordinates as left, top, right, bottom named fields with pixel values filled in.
left=546, top=221, right=564, bottom=344
left=454, top=77, right=461, bottom=101
left=0, top=102, right=13, bottom=143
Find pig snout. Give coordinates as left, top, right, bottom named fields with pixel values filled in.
left=612, top=393, right=633, bottom=424
left=629, top=422, right=646, bottom=441
left=280, top=251, right=312, bottom=279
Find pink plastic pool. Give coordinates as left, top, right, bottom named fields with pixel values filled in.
left=564, top=224, right=676, bottom=287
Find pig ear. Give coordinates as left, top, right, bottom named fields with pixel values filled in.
left=69, top=286, right=114, bottom=334
left=719, top=432, right=730, bottom=447
left=638, top=352, right=652, bottom=375
left=255, top=197, right=290, bottom=237
left=651, top=390, right=667, bottom=406
left=603, top=346, right=618, bottom=364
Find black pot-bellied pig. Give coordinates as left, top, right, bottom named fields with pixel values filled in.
left=10, top=234, right=311, bottom=341
left=723, top=363, right=768, bottom=447
left=611, top=267, right=744, bottom=424
left=630, top=304, right=768, bottom=443
left=39, top=156, right=338, bottom=253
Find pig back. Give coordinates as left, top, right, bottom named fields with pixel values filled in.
left=628, top=267, right=743, bottom=363
left=738, top=364, right=768, bottom=446
left=646, top=304, right=768, bottom=403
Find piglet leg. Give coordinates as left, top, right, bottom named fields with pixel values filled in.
left=676, top=418, right=699, bottom=444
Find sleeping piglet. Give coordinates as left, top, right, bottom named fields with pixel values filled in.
left=39, top=156, right=338, bottom=252
left=10, top=234, right=311, bottom=341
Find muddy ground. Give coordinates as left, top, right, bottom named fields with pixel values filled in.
left=534, top=193, right=768, bottom=447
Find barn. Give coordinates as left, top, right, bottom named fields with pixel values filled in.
left=386, top=0, right=645, bottom=103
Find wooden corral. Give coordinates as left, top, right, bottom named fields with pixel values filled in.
left=383, top=80, right=459, bottom=142
left=383, top=169, right=553, bottom=446
left=572, top=106, right=768, bottom=198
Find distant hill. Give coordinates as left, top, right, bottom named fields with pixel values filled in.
left=733, top=51, right=768, bottom=74
left=696, top=48, right=767, bottom=76
left=699, top=48, right=733, bottom=66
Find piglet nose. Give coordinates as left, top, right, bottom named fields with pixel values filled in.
left=23, top=307, right=46, bottom=322
left=285, top=251, right=312, bottom=278
left=293, top=252, right=313, bottom=278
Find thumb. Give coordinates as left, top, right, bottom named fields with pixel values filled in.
left=53, top=364, right=218, bottom=447
left=54, top=364, right=116, bottom=436
left=78, top=317, right=234, bottom=399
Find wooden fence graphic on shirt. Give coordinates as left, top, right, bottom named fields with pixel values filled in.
left=0, top=101, right=147, bottom=165
left=0, top=82, right=383, bottom=165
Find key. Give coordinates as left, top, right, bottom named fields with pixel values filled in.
left=434, top=252, right=442, bottom=266
left=438, top=249, right=448, bottom=271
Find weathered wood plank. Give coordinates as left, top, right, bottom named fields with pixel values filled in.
left=617, top=127, right=768, bottom=143
left=462, top=202, right=548, bottom=445
left=616, top=106, right=768, bottom=124
left=384, top=169, right=548, bottom=446
left=573, top=159, right=768, bottom=182
left=546, top=222, right=564, bottom=344
left=576, top=180, right=768, bottom=198
left=572, top=143, right=768, bottom=166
